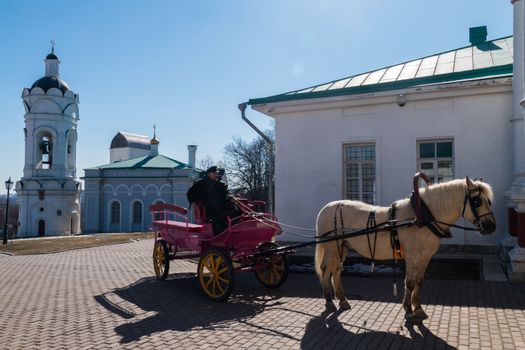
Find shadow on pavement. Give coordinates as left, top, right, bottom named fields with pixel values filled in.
left=95, top=271, right=525, bottom=344
left=238, top=273, right=525, bottom=310
left=300, top=309, right=456, bottom=350
left=95, top=274, right=283, bottom=344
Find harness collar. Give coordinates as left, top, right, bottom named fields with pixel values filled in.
left=410, top=173, right=494, bottom=238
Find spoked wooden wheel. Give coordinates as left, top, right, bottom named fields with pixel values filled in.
left=153, top=240, right=170, bottom=280
left=254, top=242, right=289, bottom=288
left=198, top=250, right=234, bottom=302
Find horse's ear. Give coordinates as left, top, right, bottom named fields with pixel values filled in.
left=466, top=176, right=474, bottom=189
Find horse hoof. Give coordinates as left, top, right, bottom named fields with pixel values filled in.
left=325, top=301, right=336, bottom=311
left=413, top=309, right=428, bottom=320
left=339, top=300, right=351, bottom=311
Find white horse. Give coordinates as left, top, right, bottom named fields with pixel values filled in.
left=315, top=177, right=496, bottom=319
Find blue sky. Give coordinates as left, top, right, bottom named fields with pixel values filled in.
left=0, top=0, right=513, bottom=194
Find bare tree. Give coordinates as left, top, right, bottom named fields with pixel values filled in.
left=197, top=156, right=226, bottom=171
left=224, top=131, right=274, bottom=201
left=197, top=156, right=216, bottom=172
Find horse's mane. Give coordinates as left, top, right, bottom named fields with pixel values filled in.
left=418, top=179, right=494, bottom=220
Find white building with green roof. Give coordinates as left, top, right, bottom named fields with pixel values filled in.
left=82, top=132, right=198, bottom=233
left=246, top=25, right=518, bottom=249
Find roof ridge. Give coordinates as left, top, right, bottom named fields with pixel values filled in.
left=85, top=153, right=192, bottom=170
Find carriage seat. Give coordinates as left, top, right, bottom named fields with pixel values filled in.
left=150, top=203, right=205, bottom=232
left=155, top=220, right=205, bottom=232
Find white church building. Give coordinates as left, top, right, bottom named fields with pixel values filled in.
left=15, top=49, right=81, bottom=237
left=82, top=132, right=198, bottom=233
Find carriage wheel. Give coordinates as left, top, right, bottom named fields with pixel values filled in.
left=198, top=250, right=234, bottom=302
left=254, top=242, right=289, bottom=288
left=153, top=240, right=170, bottom=280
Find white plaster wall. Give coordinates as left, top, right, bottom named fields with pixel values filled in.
left=272, top=88, right=513, bottom=245
left=17, top=187, right=81, bottom=237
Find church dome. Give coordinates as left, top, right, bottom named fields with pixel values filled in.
left=110, top=132, right=151, bottom=150
left=31, top=76, right=70, bottom=94
left=46, top=53, right=59, bottom=60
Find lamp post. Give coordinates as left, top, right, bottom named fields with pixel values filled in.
left=3, top=177, right=13, bottom=244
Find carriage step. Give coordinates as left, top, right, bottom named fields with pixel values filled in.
left=173, top=250, right=200, bottom=258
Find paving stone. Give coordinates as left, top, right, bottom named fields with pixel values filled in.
left=1, top=239, right=525, bottom=349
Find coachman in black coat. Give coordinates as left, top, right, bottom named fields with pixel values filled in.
left=187, top=166, right=238, bottom=234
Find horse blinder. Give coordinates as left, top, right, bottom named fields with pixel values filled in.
left=463, top=187, right=495, bottom=234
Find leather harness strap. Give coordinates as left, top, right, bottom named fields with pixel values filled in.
left=410, top=172, right=452, bottom=239
left=366, top=209, right=378, bottom=264
left=389, top=202, right=403, bottom=260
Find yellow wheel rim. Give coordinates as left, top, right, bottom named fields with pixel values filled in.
left=199, top=252, right=231, bottom=299
left=153, top=242, right=165, bottom=277
left=256, top=256, right=285, bottom=285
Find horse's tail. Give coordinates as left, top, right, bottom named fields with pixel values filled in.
left=315, top=205, right=330, bottom=282
left=314, top=241, right=325, bottom=282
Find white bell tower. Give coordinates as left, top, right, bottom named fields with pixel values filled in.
left=15, top=46, right=81, bottom=237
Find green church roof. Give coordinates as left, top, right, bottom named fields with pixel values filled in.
left=248, top=36, right=513, bottom=106
left=87, top=154, right=191, bottom=170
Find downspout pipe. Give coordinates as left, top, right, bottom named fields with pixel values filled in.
left=238, top=103, right=274, bottom=214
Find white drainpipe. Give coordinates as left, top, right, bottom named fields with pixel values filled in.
left=238, top=103, right=274, bottom=215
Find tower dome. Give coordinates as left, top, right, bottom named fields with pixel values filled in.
left=30, top=48, right=70, bottom=94
left=31, top=76, right=70, bottom=93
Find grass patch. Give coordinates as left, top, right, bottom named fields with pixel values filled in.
left=0, top=232, right=155, bottom=255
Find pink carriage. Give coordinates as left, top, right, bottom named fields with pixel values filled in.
left=150, top=200, right=289, bottom=301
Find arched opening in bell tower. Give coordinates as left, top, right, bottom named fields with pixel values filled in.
left=66, top=130, right=77, bottom=176
left=36, top=132, right=54, bottom=170
left=71, top=212, right=79, bottom=234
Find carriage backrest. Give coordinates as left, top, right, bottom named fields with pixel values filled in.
left=150, top=203, right=188, bottom=216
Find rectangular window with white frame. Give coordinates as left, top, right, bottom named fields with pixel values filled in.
left=344, top=143, right=376, bottom=204
left=417, top=139, right=454, bottom=183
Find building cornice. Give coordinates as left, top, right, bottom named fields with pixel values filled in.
left=252, top=76, right=512, bottom=116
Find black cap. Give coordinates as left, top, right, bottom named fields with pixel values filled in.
left=206, top=166, right=218, bottom=174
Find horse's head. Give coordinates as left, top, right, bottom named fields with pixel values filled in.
left=462, top=177, right=496, bottom=234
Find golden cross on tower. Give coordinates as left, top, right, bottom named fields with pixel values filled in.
left=50, top=39, right=56, bottom=53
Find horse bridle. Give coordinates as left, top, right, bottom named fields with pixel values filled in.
left=460, top=186, right=493, bottom=229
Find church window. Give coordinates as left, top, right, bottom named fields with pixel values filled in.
left=417, top=139, right=454, bottom=183
left=132, top=201, right=142, bottom=224
left=111, top=202, right=120, bottom=224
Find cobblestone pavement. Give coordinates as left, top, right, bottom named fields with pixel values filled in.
left=1, top=239, right=525, bottom=349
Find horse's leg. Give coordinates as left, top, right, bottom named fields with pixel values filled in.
left=321, top=259, right=336, bottom=311
left=403, top=256, right=417, bottom=318
left=403, top=277, right=415, bottom=317
left=411, top=256, right=432, bottom=320
left=332, top=246, right=350, bottom=310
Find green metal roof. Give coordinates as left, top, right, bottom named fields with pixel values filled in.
left=248, top=36, right=513, bottom=106
left=86, top=154, right=191, bottom=170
